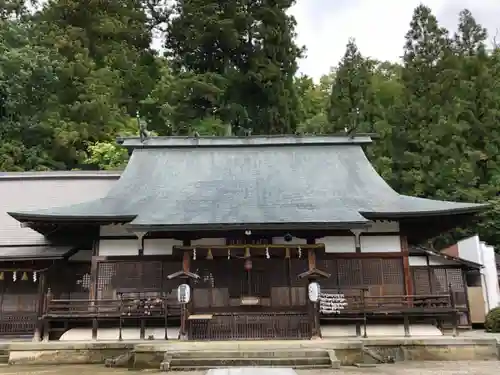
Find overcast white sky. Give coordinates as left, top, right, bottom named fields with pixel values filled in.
left=291, top=0, right=500, bottom=80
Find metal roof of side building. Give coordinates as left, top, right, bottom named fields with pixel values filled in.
left=7, top=135, right=487, bottom=234
left=0, top=170, right=121, bottom=180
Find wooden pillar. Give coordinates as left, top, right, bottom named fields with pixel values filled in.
left=43, top=288, right=53, bottom=342
left=351, top=230, right=362, bottom=253
left=33, top=270, right=47, bottom=342
left=89, top=256, right=101, bottom=302
left=400, top=235, right=413, bottom=303
left=135, top=231, right=147, bottom=256
left=462, top=268, right=472, bottom=327
left=180, top=241, right=191, bottom=340
left=307, top=239, right=321, bottom=339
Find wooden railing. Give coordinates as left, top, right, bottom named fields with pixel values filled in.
left=319, top=288, right=462, bottom=337
left=320, top=288, right=459, bottom=316
left=45, top=297, right=180, bottom=318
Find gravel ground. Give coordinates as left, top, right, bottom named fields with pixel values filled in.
left=0, top=362, right=499, bottom=375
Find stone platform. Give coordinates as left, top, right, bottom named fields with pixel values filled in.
left=4, top=336, right=500, bottom=368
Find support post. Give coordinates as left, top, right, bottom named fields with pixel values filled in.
left=400, top=235, right=413, bottom=306
left=118, top=293, right=123, bottom=341
left=33, top=270, right=47, bottom=342
left=307, top=240, right=321, bottom=339
left=140, top=318, right=146, bottom=340
left=180, top=249, right=191, bottom=340
left=89, top=256, right=101, bottom=310
left=92, top=318, right=98, bottom=340
left=42, top=288, right=53, bottom=342
left=449, top=283, right=459, bottom=337
left=350, top=229, right=362, bottom=253
left=361, top=288, right=367, bottom=338
left=403, top=315, right=410, bottom=337
left=135, top=231, right=147, bottom=256
left=164, top=292, right=169, bottom=340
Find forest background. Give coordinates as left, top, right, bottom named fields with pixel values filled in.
left=1, top=0, right=500, bottom=250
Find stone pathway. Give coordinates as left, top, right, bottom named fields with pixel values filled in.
left=1, top=362, right=499, bottom=375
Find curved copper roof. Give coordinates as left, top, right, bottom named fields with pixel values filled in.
left=8, top=135, right=486, bottom=231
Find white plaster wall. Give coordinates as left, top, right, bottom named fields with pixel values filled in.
left=409, top=255, right=457, bottom=267
left=456, top=235, right=500, bottom=312
left=98, top=239, right=137, bottom=256
left=144, top=239, right=182, bottom=255
left=272, top=237, right=307, bottom=245
left=481, top=242, right=500, bottom=311
left=429, top=256, right=457, bottom=266
left=99, top=238, right=184, bottom=256
left=60, top=327, right=180, bottom=341
left=362, top=220, right=400, bottom=233
left=191, top=238, right=226, bottom=246
left=360, top=235, right=401, bottom=253
left=409, top=256, right=427, bottom=266
left=457, top=235, right=481, bottom=265
left=99, top=225, right=130, bottom=237
left=317, top=236, right=356, bottom=253
left=59, top=323, right=441, bottom=341
left=321, top=324, right=442, bottom=337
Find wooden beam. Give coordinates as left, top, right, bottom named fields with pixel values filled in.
left=319, top=252, right=404, bottom=259
left=176, top=244, right=324, bottom=250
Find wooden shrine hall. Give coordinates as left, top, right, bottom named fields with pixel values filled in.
left=4, top=135, right=487, bottom=341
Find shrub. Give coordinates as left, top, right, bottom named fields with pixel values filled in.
left=485, top=307, right=500, bottom=332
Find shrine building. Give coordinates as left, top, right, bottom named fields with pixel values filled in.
left=0, top=135, right=487, bottom=340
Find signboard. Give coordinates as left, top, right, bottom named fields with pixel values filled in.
left=319, top=292, right=348, bottom=314
left=177, top=284, right=191, bottom=304
left=308, top=282, right=320, bottom=302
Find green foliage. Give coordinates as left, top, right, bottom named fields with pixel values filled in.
left=1, top=2, right=500, bottom=250
left=84, top=141, right=129, bottom=171
left=484, top=307, right=500, bottom=333
left=164, top=0, right=302, bottom=134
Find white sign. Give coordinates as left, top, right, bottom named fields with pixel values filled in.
left=319, top=292, right=348, bottom=314
left=177, top=284, right=191, bottom=304
left=308, top=282, right=320, bottom=302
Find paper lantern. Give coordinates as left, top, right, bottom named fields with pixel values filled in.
left=244, top=259, right=252, bottom=271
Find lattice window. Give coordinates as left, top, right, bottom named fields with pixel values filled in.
left=319, top=257, right=404, bottom=297
left=338, top=259, right=362, bottom=287
left=48, top=263, right=91, bottom=299
left=430, top=268, right=448, bottom=293
left=381, top=259, right=404, bottom=295
left=319, top=259, right=338, bottom=289
left=445, top=268, right=466, bottom=307
left=76, top=273, right=91, bottom=291
left=362, top=259, right=382, bottom=285
left=412, top=267, right=431, bottom=295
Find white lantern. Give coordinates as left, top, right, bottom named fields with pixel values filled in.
left=308, top=282, right=320, bottom=303
left=177, top=284, right=191, bottom=304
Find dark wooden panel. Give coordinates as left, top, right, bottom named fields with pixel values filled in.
left=319, top=257, right=404, bottom=297
left=48, top=263, right=91, bottom=300
left=0, top=275, right=39, bottom=336
left=188, top=312, right=311, bottom=340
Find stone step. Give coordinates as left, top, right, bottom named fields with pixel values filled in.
left=169, top=356, right=331, bottom=368
left=169, top=364, right=333, bottom=371
left=168, top=350, right=330, bottom=359
left=0, top=354, right=9, bottom=364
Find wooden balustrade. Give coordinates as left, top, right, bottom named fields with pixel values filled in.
left=41, top=289, right=461, bottom=340
left=45, top=296, right=181, bottom=318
